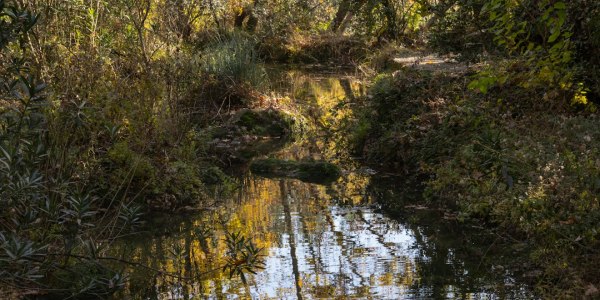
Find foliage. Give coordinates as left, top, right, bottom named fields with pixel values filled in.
left=0, top=5, right=141, bottom=296
left=161, top=160, right=209, bottom=207
left=0, top=0, right=38, bottom=51
left=222, top=231, right=265, bottom=285
left=234, top=108, right=295, bottom=137
left=351, top=67, right=600, bottom=296
left=0, top=0, right=405, bottom=296
left=426, top=0, right=497, bottom=61
left=427, top=0, right=599, bottom=109
left=290, top=33, right=369, bottom=65
left=569, top=0, right=600, bottom=104
left=1, top=0, right=599, bottom=296
left=468, top=0, right=575, bottom=97
left=106, top=141, right=157, bottom=186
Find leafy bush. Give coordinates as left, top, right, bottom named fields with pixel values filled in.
left=0, top=56, right=135, bottom=300
left=429, top=0, right=599, bottom=110
left=352, top=67, right=600, bottom=296
left=0, top=4, right=143, bottom=297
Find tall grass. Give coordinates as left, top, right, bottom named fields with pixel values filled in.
left=200, top=31, right=268, bottom=90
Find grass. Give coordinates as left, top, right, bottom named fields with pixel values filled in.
left=201, top=31, right=268, bottom=90
left=259, top=33, right=369, bottom=65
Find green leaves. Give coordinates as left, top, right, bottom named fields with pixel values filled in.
left=0, top=66, right=138, bottom=297
left=468, top=75, right=498, bottom=94
left=60, top=193, right=98, bottom=228
left=0, top=2, right=39, bottom=51
left=479, top=0, right=575, bottom=94
left=222, top=231, right=265, bottom=285
left=118, top=203, right=144, bottom=230
left=0, top=233, right=46, bottom=281
left=553, top=2, right=566, bottom=10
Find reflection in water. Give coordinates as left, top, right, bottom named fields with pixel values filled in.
left=114, top=70, right=533, bottom=299
left=280, top=180, right=303, bottom=300
left=118, top=175, right=532, bottom=299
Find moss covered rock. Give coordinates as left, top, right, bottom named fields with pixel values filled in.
left=250, top=158, right=341, bottom=184
left=233, top=108, right=294, bottom=137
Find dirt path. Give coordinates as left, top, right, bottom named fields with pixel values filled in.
left=392, top=51, right=472, bottom=73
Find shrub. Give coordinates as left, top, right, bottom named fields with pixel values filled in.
left=351, top=66, right=600, bottom=296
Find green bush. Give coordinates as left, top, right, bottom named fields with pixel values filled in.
left=352, top=66, right=600, bottom=295
left=0, top=8, right=137, bottom=296
left=162, top=161, right=208, bottom=207
left=103, top=141, right=158, bottom=204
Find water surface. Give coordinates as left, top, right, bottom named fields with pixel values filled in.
left=116, top=69, right=534, bottom=299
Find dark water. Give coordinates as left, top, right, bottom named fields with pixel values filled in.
left=115, top=69, right=535, bottom=299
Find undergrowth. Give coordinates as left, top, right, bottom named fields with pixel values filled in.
left=259, top=33, right=369, bottom=65
left=0, top=3, right=268, bottom=296
left=351, top=66, right=600, bottom=297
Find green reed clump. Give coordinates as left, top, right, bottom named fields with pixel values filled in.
left=201, top=31, right=268, bottom=91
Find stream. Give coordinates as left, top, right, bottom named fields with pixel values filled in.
left=115, top=68, right=535, bottom=299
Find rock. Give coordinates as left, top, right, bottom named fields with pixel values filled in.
left=233, top=108, right=295, bottom=137
left=250, top=158, right=341, bottom=184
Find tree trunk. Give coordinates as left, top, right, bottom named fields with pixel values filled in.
left=331, top=0, right=368, bottom=33
left=246, top=0, right=260, bottom=32
left=381, top=0, right=398, bottom=39
left=234, top=10, right=248, bottom=28
left=330, top=0, right=352, bottom=32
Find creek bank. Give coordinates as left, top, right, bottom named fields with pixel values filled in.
left=113, top=67, right=539, bottom=300
left=104, top=107, right=299, bottom=212
left=351, top=65, right=600, bottom=296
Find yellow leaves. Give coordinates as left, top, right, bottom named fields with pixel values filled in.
left=572, top=82, right=589, bottom=105
left=229, top=0, right=253, bottom=15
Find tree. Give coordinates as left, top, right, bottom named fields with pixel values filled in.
left=330, top=0, right=368, bottom=33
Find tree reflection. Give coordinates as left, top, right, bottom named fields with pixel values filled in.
left=109, top=71, right=533, bottom=299
left=367, top=176, right=532, bottom=299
